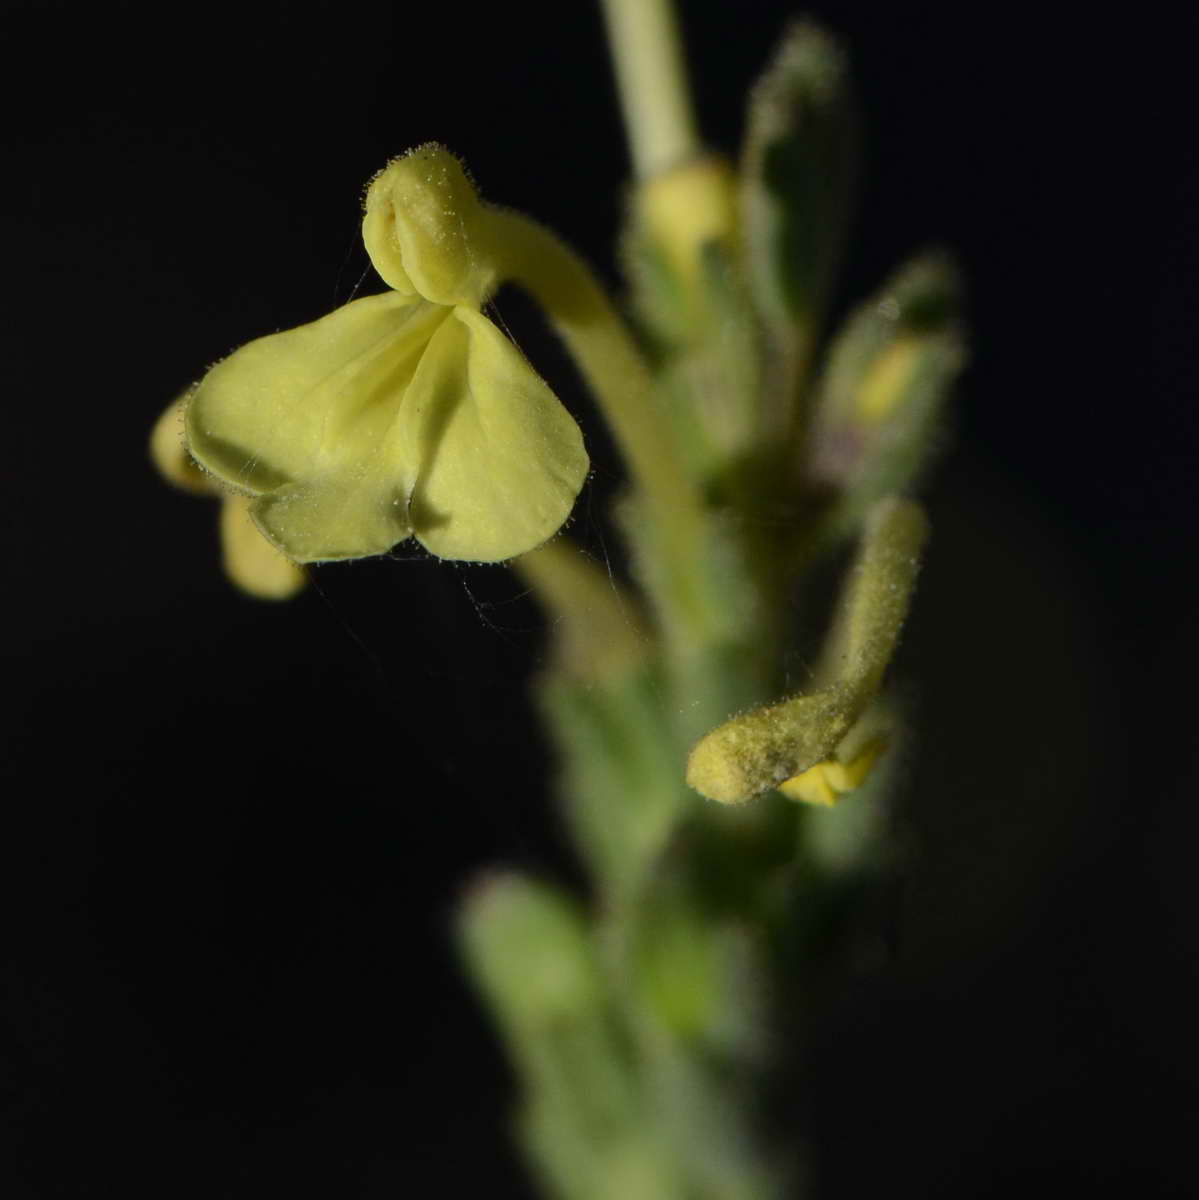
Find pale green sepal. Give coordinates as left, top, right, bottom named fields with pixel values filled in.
left=520, top=544, right=685, bottom=902
left=649, top=241, right=765, bottom=486
left=458, top=872, right=604, bottom=1036
left=621, top=217, right=688, bottom=351
left=520, top=1098, right=688, bottom=1200
left=625, top=156, right=738, bottom=348
left=740, top=21, right=858, bottom=364
left=185, top=291, right=443, bottom=561
left=630, top=877, right=766, bottom=1057
left=404, top=306, right=589, bottom=562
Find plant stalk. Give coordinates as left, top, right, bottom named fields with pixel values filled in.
left=599, top=0, right=700, bottom=178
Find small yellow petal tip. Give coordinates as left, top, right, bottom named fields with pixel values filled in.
left=778, top=736, right=887, bottom=806
left=687, top=498, right=924, bottom=805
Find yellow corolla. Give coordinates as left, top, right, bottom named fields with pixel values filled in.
left=184, top=146, right=589, bottom=565
left=778, top=737, right=886, bottom=807
left=686, top=498, right=926, bottom=804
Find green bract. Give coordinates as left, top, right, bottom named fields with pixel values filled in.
left=185, top=146, right=588, bottom=564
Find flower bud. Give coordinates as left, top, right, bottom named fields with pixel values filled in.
left=808, top=252, right=964, bottom=526
left=740, top=22, right=858, bottom=361
left=636, top=154, right=737, bottom=301
left=779, top=736, right=886, bottom=806
left=687, top=498, right=926, bottom=803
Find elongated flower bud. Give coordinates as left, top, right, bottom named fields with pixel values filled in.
left=687, top=497, right=927, bottom=803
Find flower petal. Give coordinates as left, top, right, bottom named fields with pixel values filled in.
left=186, top=292, right=445, bottom=561
left=219, top=493, right=307, bottom=600
left=149, top=396, right=212, bottom=495
left=402, top=307, right=588, bottom=562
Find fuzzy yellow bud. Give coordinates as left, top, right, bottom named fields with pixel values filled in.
left=686, top=686, right=855, bottom=806
left=687, top=497, right=927, bottom=803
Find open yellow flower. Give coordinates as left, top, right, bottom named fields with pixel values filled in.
left=184, top=146, right=589, bottom=564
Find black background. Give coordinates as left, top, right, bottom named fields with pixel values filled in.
left=4, top=1, right=1198, bottom=1195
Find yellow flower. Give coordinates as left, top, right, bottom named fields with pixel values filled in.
left=183, top=145, right=589, bottom=565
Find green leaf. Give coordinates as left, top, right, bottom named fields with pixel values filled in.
left=808, top=251, right=965, bottom=538
left=740, top=22, right=859, bottom=368
left=541, top=668, right=689, bottom=903
left=457, top=872, right=604, bottom=1036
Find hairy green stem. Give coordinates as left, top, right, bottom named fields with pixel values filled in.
left=492, top=208, right=714, bottom=640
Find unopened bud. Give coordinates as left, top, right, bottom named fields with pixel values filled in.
left=687, top=498, right=926, bottom=803
left=809, top=252, right=964, bottom=503
left=635, top=154, right=737, bottom=300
